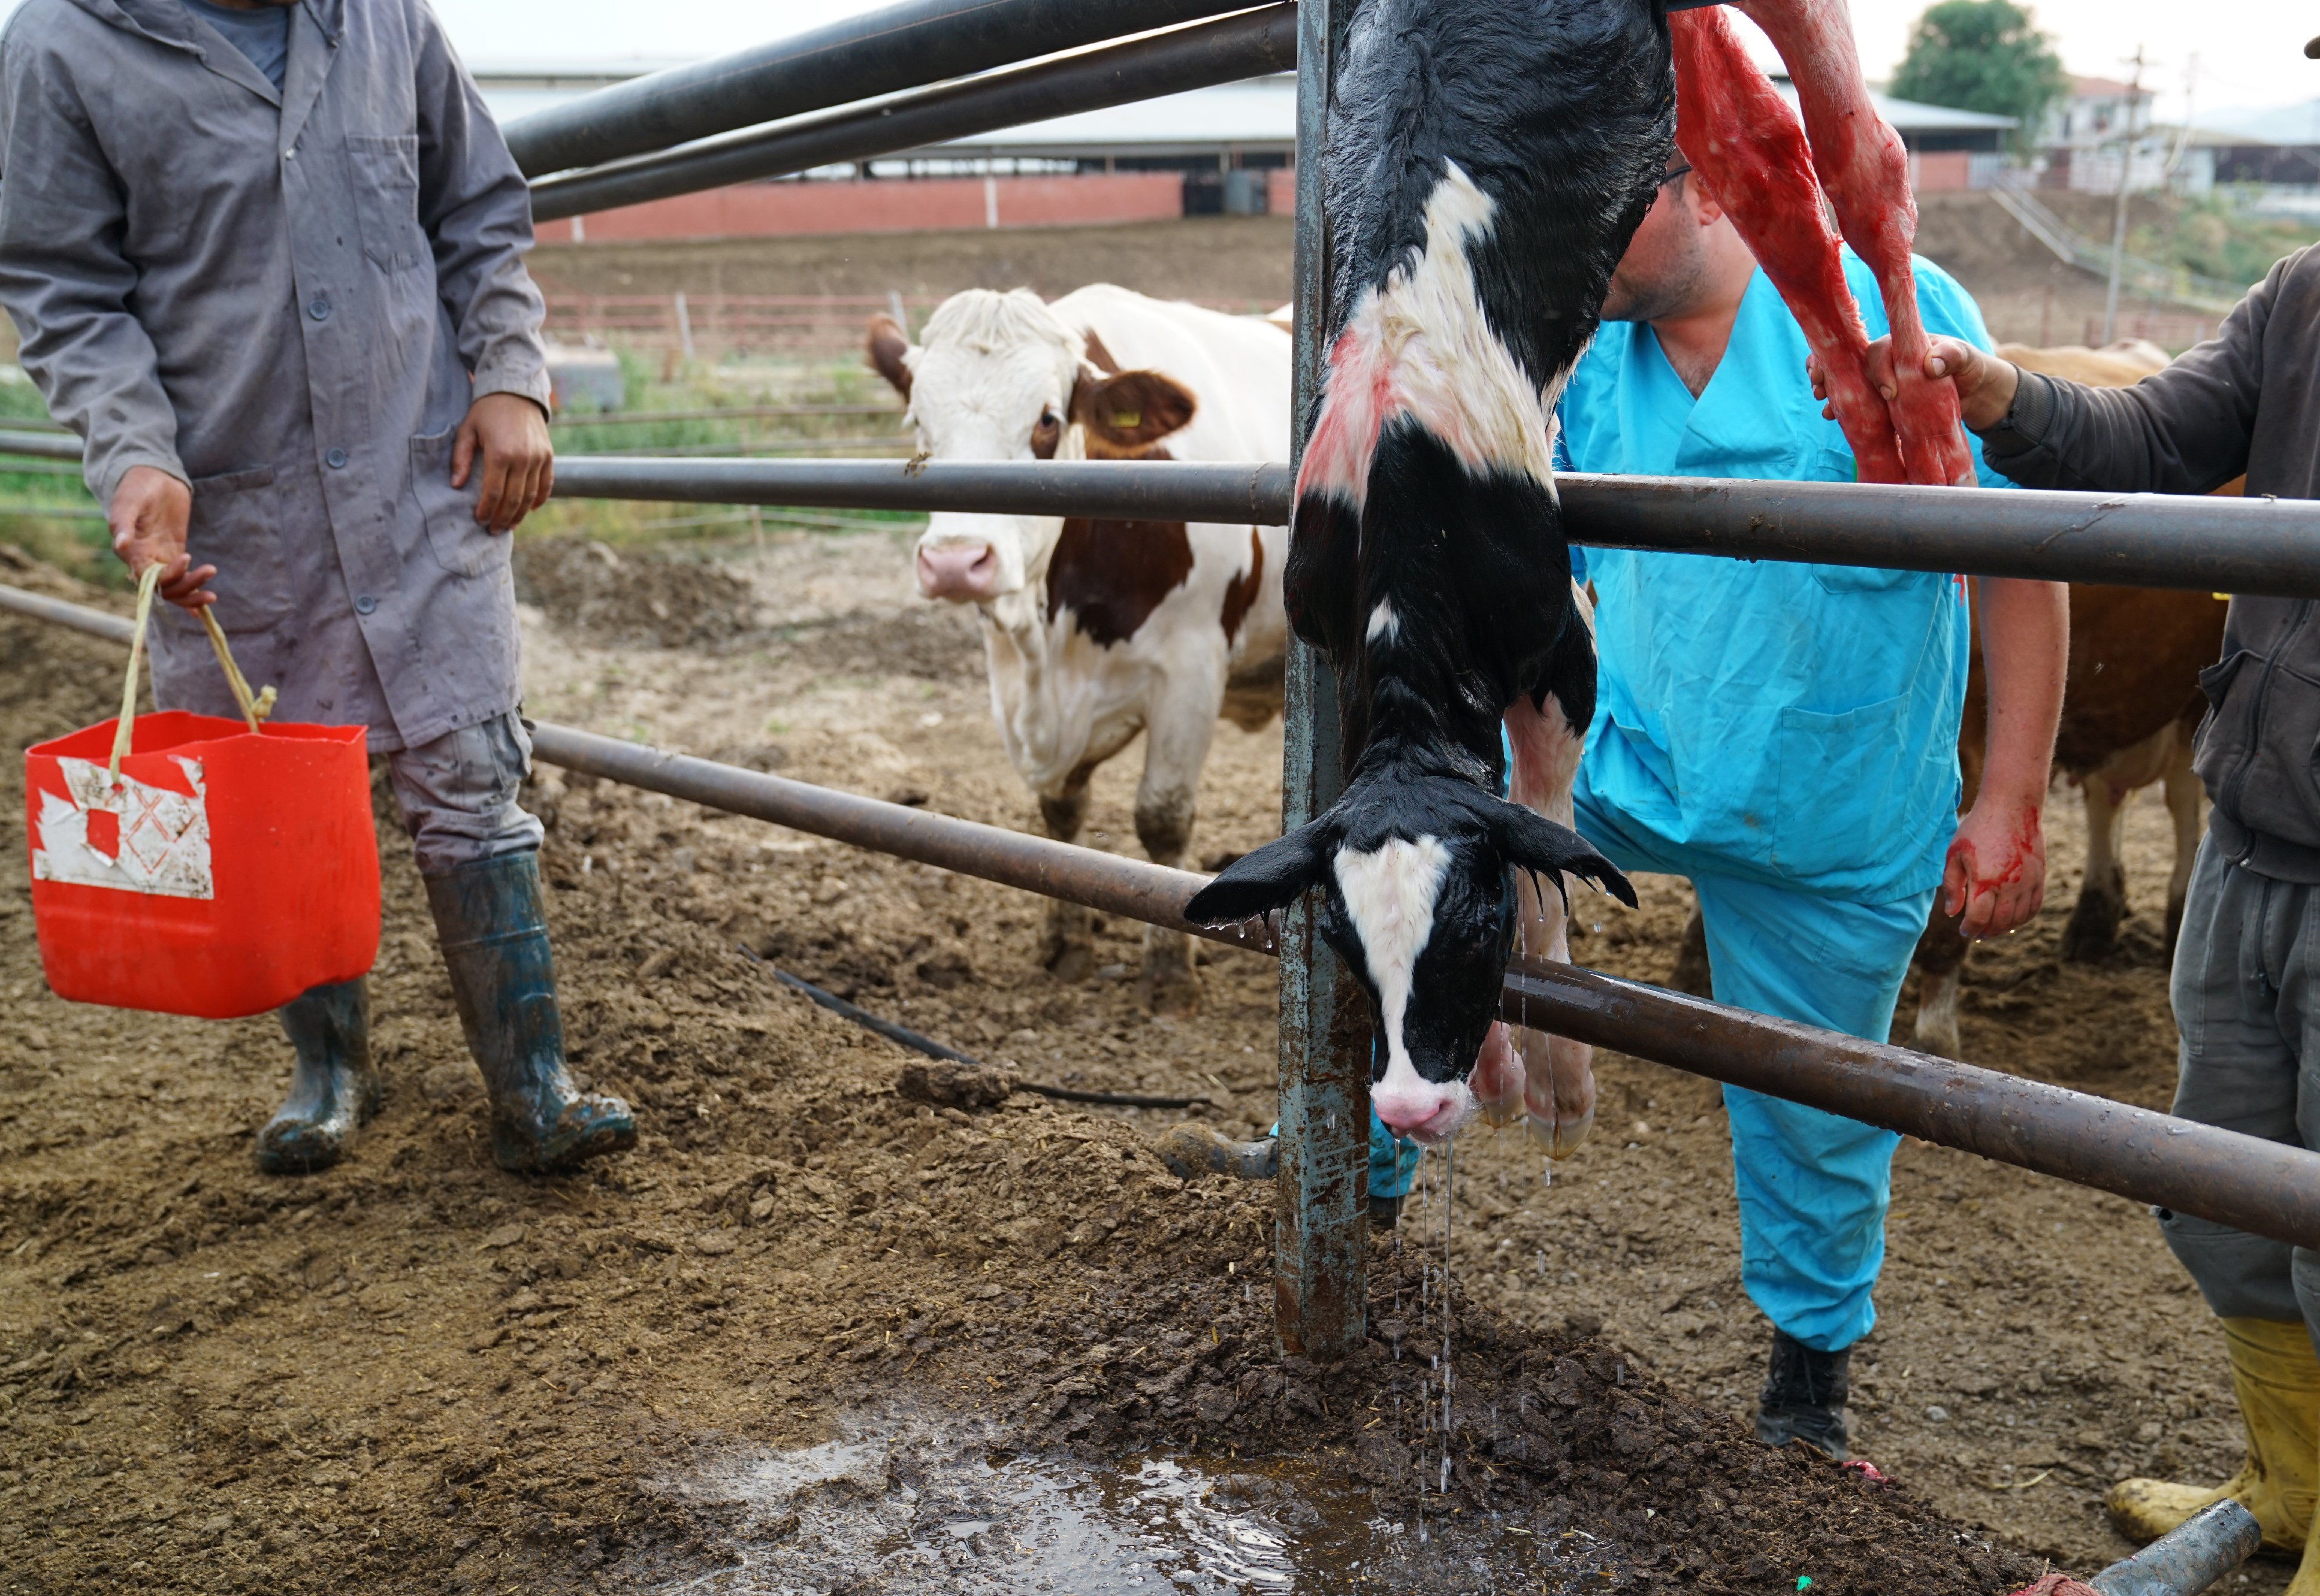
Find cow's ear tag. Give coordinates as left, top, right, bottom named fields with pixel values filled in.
left=1110, top=409, right=1141, bottom=430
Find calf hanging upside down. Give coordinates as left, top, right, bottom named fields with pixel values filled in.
left=1184, top=0, right=1670, bottom=1149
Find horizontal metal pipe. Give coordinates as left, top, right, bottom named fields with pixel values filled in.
left=503, top=0, right=1257, bottom=179
left=549, top=456, right=1293, bottom=525
left=2090, top=1499, right=2260, bottom=1596
left=525, top=720, right=1279, bottom=958
left=552, top=457, right=2320, bottom=596
left=6, top=578, right=2318, bottom=1252
left=531, top=6, right=1296, bottom=222
left=1500, top=959, right=2320, bottom=1254
left=0, top=430, right=89, bottom=462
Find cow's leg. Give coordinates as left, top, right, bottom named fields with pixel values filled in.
left=1669, top=903, right=1713, bottom=996
left=1910, top=897, right=1969, bottom=1058
left=1735, top=0, right=1975, bottom=485
left=1036, top=768, right=1097, bottom=981
left=1670, top=6, right=1902, bottom=483
left=2063, top=775, right=2130, bottom=962
left=1503, top=687, right=1596, bottom=1159
left=2163, top=733, right=2204, bottom=956
left=1134, top=694, right=1220, bottom=1017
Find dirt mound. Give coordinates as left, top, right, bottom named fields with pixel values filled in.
left=514, top=535, right=760, bottom=648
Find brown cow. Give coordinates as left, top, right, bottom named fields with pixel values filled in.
left=1667, top=341, right=2231, bottom=1061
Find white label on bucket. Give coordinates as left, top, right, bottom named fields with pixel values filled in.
left=32, top=756, right=213, bottom=899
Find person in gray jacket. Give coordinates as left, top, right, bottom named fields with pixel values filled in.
left=0, top=0, right=635, bottom=1177
left=1840, top=135, right=2320, bottom=1577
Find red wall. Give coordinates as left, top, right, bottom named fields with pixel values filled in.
left=1908, top=151, right=1972, bottom=193
left=536, top=173, right=1187, bottom=244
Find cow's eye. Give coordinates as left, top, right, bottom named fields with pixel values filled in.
left=1030, top=409, right=1061, bottom=459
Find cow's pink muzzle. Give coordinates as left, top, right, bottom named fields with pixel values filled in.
left=916, top=543, right=1001, bottom=602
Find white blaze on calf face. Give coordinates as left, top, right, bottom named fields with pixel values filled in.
left=1299, top=160, right=1572, bottom=516
left=1332, top=835, right=1473, bottom=1139
left=1365, top=598, right=1398, bottom=643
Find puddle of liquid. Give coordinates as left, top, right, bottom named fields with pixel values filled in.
left=628, top=1409, right=1640, bottom=1595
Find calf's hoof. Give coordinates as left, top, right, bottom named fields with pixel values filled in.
left=2061, top=867, right=2127, bottom=962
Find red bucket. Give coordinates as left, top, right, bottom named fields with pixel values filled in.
left=23, top=575, right=380, bottom=1019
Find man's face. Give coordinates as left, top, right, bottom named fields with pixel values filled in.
left=1599, top=169, right=1710, bottom=324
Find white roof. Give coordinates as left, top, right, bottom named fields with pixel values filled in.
left=2194, top=99, right=2320, bottom=146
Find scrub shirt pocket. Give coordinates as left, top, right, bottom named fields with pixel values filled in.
left=186, top=466, right=289, bottom=633
left=1773, top=691, right=1911, bottom=877
left=410, top=426, right=502, bottom=579
left=347, top=134, right=426, bottom=272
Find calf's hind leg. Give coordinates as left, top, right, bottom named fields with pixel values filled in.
left=1134, top=701, right=1220, bottom=1016
left=1037, top=771, right=1097, bottom=982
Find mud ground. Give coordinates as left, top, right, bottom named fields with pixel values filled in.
left=0, top=531, right=2261, bottom=1593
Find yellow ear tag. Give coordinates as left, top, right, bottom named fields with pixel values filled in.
left=1110, top=409, right=1142, bottom=430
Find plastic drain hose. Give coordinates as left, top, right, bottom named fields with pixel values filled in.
left=2089, top=1500, right=2262, bottom=1596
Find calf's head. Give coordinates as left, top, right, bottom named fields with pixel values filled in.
left=1186, top=772, right=1633, bottom=1144
left=866, top=289, right=1197, bottom=606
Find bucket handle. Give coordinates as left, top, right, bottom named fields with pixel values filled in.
left=108, top=565, right=278, bottom=788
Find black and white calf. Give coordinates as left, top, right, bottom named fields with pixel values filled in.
left=1186, top=0, right=1671, bottom=1146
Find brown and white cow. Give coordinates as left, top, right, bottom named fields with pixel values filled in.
left=865, top=285, right=1290, bottom=1012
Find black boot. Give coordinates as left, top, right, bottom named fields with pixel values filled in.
left=1755, top=1327, right=1851, bottom=1459
left=255, top=978, right=380, bottom=1174
left=425, top=853, right=636, bottom=1174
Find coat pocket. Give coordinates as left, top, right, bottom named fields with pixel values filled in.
left=186, top=465, right=290, bottom=633
left=348, top=133, right=426, bottom=272
left=409, top=426, right=503, bottom=579
left=1772, top=691, right=1911, bottom=878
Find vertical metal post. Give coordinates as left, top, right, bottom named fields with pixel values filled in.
left=1274, top=0, right=1369, bottom=1362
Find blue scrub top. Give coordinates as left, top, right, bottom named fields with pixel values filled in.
left=1558, top=250, right=2008, bottom=903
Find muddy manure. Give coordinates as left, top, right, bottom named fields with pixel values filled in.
left=514, top=534, right=758, bottom=648
left=897, top=1058, right=1017, bottom=1109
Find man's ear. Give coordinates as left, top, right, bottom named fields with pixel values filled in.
left=1184, top=820, right=1332, bottom=926
left=1068, top=368, right=1197, bottom=458
left=1481, top=798, right=1637, bottom=911
left=865, top=315, right=914, bottom=400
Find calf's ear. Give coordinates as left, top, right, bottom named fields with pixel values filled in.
left=865, top=316, right=915, bottom=399
left=1184, top=822, right=1331, bottom=926
left=1482, top=800, right=1637, bottom=911
left=1071, top=368, right=1197, bottom=457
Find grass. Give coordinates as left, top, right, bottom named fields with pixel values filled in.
left=2129, top=192, right=2320, bottom=295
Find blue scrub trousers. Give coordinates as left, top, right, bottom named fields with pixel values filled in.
left=1576, top=790, right=1935, bottom=1352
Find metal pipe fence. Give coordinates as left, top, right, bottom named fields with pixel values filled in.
left=502, top=0, right=1262, bottom=178
left=6, top=576, right=2319, bottom=1259
left=528, top=6, right=1299, bottom=223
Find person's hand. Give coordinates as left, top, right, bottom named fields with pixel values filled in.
left=1812, top=335, right=2022, bottom=433
left=1943, top=792, right=2047, bottom=940
left=108, top=465, right=213, bottom=611
left=451, top=391, right=554, bottom=532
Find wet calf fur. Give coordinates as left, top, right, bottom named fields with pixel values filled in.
left=1186, top=0, right=1661, bottom=1141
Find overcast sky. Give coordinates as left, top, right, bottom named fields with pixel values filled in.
left=1, top=0, right=2308, bottom=122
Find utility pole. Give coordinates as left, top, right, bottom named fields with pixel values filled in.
left=2102, top=45, right=2149, bottom=344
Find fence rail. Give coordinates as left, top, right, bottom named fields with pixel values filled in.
left=3, top=575, right=2316, bottom=1256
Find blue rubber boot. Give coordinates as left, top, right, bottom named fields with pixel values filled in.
left=425, top=853, right=636, bottom=1174
left=255, top=978, right=380, bottom=1174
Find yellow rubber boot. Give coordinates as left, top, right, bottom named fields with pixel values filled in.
left=2108, top=1318, right=2320, bottom=1553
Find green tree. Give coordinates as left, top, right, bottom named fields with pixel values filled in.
left=1890, top=0, right=2067, bottom=157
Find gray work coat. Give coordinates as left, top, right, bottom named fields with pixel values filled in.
left=0, top=0, right=550, bottom=750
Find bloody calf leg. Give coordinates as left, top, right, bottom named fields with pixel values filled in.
left=1735, top=0, right=1976, bottom=485
left=1670, top=6, right=1903, bottom=484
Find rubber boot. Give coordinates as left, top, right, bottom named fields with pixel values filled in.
left=2109, top=1318, right=2320, bottom=1553
left=1755, top=1327, right=1850, bottom=1459
left=254, top=978, right=380, bottom=1174
left=425, top=853, right=636, bottom=1174
left=1152, top=1123, right=1278, bottom=1181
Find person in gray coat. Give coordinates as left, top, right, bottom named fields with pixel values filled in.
left=1839, top=48, right=2320, bottom=1572
left=0, top=0, right=635, bottom=1177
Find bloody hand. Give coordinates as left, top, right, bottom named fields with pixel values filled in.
left=108, top=463, right=214, bottom=611
left=1943, top=792, right=2046, bottom=940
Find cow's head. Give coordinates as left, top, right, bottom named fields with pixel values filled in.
left=867, top=290, right=1197, bottom=607
left=1185, top=771, right=1633, bottom=1144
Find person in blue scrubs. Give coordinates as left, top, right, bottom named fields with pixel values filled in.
left=1554, top=158, right=2067, bottom=1457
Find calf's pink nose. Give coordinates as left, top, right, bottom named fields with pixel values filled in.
left=1373, top=1089, right=1452, bottom=1137
left=916, top=543, right=999, bottom=601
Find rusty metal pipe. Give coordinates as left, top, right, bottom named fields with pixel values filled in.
left=6, top=582, right=2319, bottom=1252
left=1499, top=958, right=2320, bottom=1253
